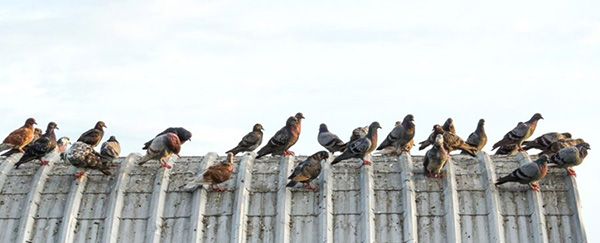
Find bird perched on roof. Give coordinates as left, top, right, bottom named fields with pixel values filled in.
left=183, top=152, right=235, bottom=192
left=1, top=128, right=43, bottom=157
left=419, top=125, right=477, bottom=156
left=101, top=136, right=121, bottom=162
left=318, top=123, right=346, bottom=154
left=376, top=114, right=415, bottom=155
left=548, top=138, right=585, bottom=155
left=77, top=121, right=106, bottom=147
left=272, top=112, right=305, bottom=156
left=14, top=122, right=59, bottom=169
left=142, top=127, right=192, bottom=150
left=492, top=113, right=543, bottom=151
left=549, top=142, right=590, bottom=176
left=349, top=126, right=368, bottom=144
left=495, top=154, right=549, bottom=191
left=64, top=141, right=113, bottom=178
left=287, top=151, right=329, bottom=190
left=423, top=134, right=450, bottom=178
left=418, top=124, right=443, bottom=150
left=462, top=119, right=487, bottom=154
left=523, top=132, right=572, bottom=154
left=138, top=132, right=181, bottom=169
left=0, top=118, right=37, bottom=154
left=332, top=122, right=381, bottom=166
left=256, top=116, right=300, bottom=159
left=226, top=123, right=264, bottom=155
left=442, top=118, right=456, bottom=134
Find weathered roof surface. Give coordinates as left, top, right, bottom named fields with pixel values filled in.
left=0, top=151, right=587, bottom=243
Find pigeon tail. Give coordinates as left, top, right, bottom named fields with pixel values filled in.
left=286, top=181, right=299, bottom=187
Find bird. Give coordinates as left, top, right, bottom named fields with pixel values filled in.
left=462, top=119, right=487, bottom=154
left=494, top=144, right=519, bottom=155
left=226, top=123, right=264, bottom=155
left=142, top=127, right=192, bottom=150
left=64, top=141, right=113, bottom=178
left=77, top=121, right=107, bottom=147
left=523, top=132, right=572, bottom=154
left=138, top=132, right=181, bottom=169
left=183, top=152, right=235, bottom=192
left=286, top=151, right=329, bottom=190
left=548, top=138, right=586, bottom=155
left=418, top=124, right=443, bottom=150
left=318, top=123, right=346, bottom=153
left=331, top=121, right=381, bottom=166
left=101, top=136, right=121, bottom=162
left=376, top=114, right=415, bottom=155
left=549, top=142, right=590, bottom=176
left=256, top=116, right=300, bottom=159
left=423, top=134, right=450, bottom=178
left=441, top=128, right=478, bottom=156
left=349, top=126, right=368, bottom=144
left=492, top=113, right=544, bottom=151
left=495, top=154, right=549, bottom=191
left=0, top=118, right=37, bottom=154
left=14, top=122, right=59, bottom=168
left=442, top=118, right=456, bottom=134
left=57, top=137, right=71, bottom=155
left=272, top=112, right=305, bottom=156
left=1, top=128, right=43, bottom=157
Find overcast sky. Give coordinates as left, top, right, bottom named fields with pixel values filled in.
left=1, top=0, right=599, bottom=240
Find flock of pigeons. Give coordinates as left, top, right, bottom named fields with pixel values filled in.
left=0, top=112, right=591, bottom=193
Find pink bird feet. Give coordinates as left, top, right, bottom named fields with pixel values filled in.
left=530, top=183, right=540, bottom=192
left=74, top=172, right=85, bottom=179
left=211, top=185, right=226, bottom=192
left=303, top=183, right=317, bottom=191
left=40, top=160, right=49, bottom=166
left=159, top=161, right=172, bottom=169
left=284, top=151, right=295, bottom=156
left=567, top=168, right=577, bottom=177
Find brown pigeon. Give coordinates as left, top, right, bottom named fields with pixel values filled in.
left=423, top=134, right=450, bottom=178
left=548, top=138, right=586, bottom=155
left=256, top=116, right=300, bottom=159
left=142, top=127, right=192, bottom=150
left=332, top=121, right=381, bottom=166
left=138, top=132, right=181, bottom=169
left=185, top=152, right=235, bottom=192
left=495, top=154, right=549, bottom=191
left=1, top=128, right=43, bottom=157
left=77, top=121, right=107, bottom=147
left=549, top=142, right=590, bottom=176
left=14, top=122, right=59, bottom=168
left=462, top=119, right=487, bottom=154
left=64, top=141, right=113, bottom=178
left=226, top=123, right=264, bottom=155
left=272, top=113, right=305, bottom=156
left=523, top=132, right=572, bottom=154
left=442, top=118, right=456, bottom=134
left=0, top=118, right=37, bottom=154
left=492, top=113, right=544, bottom=151
left=318, top=123, right=347, bottom=153
left=376, top=114, right=415, bottom=155
left=101, top=136, right=121, bottom=162
left=418, top=124, right=443, bottom=150
left=442, top=129, right=478, bottom=156
left=286, top=151, right=329, bottom=190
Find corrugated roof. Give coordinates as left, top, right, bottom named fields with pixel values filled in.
left=0, top=151, right=587, bottom=243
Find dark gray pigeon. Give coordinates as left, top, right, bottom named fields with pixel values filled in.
left=14, top=122, right=59, bottom=168
left=462, top=119, right=487, bottom=154
left=492, top=113, right=543, bottom=151
left=423, top=134, right=450, bottom=178
left=495, top=154, right=549, bottom=191
left=226, top=123, right=264, bottom=155
left=286, top=151, right=329, bottom=190
left=332, top=122, right=381, bottom=166
left=376, top=114, right=415, bottom=155
left=549, top=142, right=590, bottom=176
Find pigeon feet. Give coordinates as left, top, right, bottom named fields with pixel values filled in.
left=40, top=160, right=49, bottom=166
left=362, top=160, right=372, bottom=166
left=160, top=161, right=172, bottom=169
left=74, top=172, right=85, bottom=179
left=303, top=183, right=317, bottom=191
left=211, top=185, right=226, bottom=192
left=567, top=168, right=577, bottom=177
left=284, top=151, right=295, bottom=156
left=434, top=173, right=443, bottom=178
left=530, top=183, right=540, bottom=192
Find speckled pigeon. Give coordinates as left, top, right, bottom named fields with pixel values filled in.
left=332, top=122, right=381, bottom=166
left=77, top=121, right=106, bottom=147
left=138, top=132, right=181, bottom=169
left=495, top=154, right=549, bottom=191
left=143, top=127, right=192, bottom=150
left=549, top=142, right=590, bottom=176
left=492, top=113, right=543, bottom=151
left=226, top=123, right=264, bottom=155
left=14, top=122, right=59, bottom=168
left=256, top=116, right=300, bottom=159
left=64, top=141, right=113, bottom=178
left=318, top=124, right=346, bottom=153
left=287, top=151, right=329, bottom=190
left=0, top=118, right=37, bottom=154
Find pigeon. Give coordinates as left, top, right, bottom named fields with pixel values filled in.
left=349, top=126, right=368, bottom=144
left=495, top=154, right=549, bottom=191
left=14, top=122, right=59, bottom=168
left=549, top=142, right=590, bottom=176
left=418, top=125, right=443, bottom=150
left=494, top=144, right=519, bottom=155
left=286, top=151, right=329, bottom=190
left=462, top=119, right=487, bottom=154
left=64, top=141, right=113, bottom=178
left=256, top=116, right=300, bottom=159
left=376, top=114, right=415, bottom=155
left=100, top=136, right=121, bottom=162
left=272, top=112, right=305, bottom=156
left=423, top=134, right=450, bottom=178
left=1, top=128, right=43, bottom=157
left=318, top=123, right=346, bottom=153
left=142, top=127, right=192, bottom=150
left=548, top=138, right=585, bottom=155
left=442, top=118, right=456, bottom=134
left=441, top=128, right=478, bottom=156
left=184, top=152, right=235, bottom=192
left=138, top=132, right=181, bottom=169
left=523, top=132, right=572, bottom=154
left=77, top=121, right=107, bottom=147
left=226, top=123, right=264, bottom=155
left=492, top=113, right=544, bottom=151
left=57, top=137, right=71, bottom=154
left=0, top=118, right=37, bottom=154
left=331, top=122, right=381, bottom=166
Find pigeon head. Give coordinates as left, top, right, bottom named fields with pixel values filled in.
left=47, top=122, right=59, bottom=131
left=176, top=129, right=193, bottom=143
left=561, top=132, right=572, bottom=139
left=433, top=124, right=444, bottom=133
left=312, top=150, right=330, bottom=161
left=434, top=134, right=444, bottom=146
left=577, top=142, right=591, bottom=150
left=34, top=128, right=43, bottom=136
left=478, top=119, right=485, bottom=125
left=319, top=123, right=329, bottom=132
left=445, top=118, right=453, bottom=124
left=225, top=152, right=234, bottom=164
left=295, top=112, right=305, bottom=120
left=536, top=154, right=549, bottom=165
left=369, top=121, right=382, bottom=130
left=404, top=114, right=415, bottom=122
left=95, top=121, right=107, bottom=129
left=286, top=116, right=298, bottom=127
left=58, top=137, right=71, bottom=146
left=253, top=123, right=264, bottom=132
left=25, top=118, right=37, bottom=126
left=530, top=113, right=544, bottom=121
left=107, top=136, right=118, bottom=142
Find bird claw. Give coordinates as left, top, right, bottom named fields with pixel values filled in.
left=212, top=185, right=226, bottom=192
left=284, top=151, right=295, bottom=156
left=530, top=183, right=540, bottom=192
left=303, top=183, right=317, bottom=191
left=362, top=160, right=371, bottom=166
left=567, top=168, right=577, bottom=177
left=40, top=160, right=49, bottom=166
left=74, top=172, right=85, bottom=179
left=160, top=161, right=172, bottom=169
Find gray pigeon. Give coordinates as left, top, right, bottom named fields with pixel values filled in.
left=256, top=116, right=300, bottom=159
left=423, top=134, right=450, bottom=178
left=318, top=124, right=346, bottom=153
left=495, top=154, right=549, bottom=191
left=332, top=122, right=381, bottom=166
left=523, top=132, right=571, bottom=154
left=101, top=136, right=121, bottom=162
left=442, top=118, right=456, bottom=134
left=376, top=114, right=415, bottom=155
left=549, top=142, right=590, bottom=176
left=226, top=123, right=264, bottom=155
left=138, top=132, right=181, bottom=169
left=462, top=119, right=487, bottom=154
left=286, top=151, right=329, bottom=190
left=492, top=113, right=543, bottom=151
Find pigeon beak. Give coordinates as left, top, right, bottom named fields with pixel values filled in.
left=103, top=125, right=108, bottom=128
left=56, top=127, right=59, bottom=130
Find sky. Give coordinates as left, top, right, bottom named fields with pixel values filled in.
left=1, top=0, right=599, bottom=240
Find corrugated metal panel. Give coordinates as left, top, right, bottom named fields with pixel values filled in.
left=0, top=151, right=587, bottom=242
